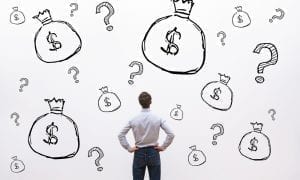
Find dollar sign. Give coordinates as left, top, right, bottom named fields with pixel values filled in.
left=14, top=14, right=19, bottom=21
left=14, top=163, right=19, bottom=169
left=161, top=27, right=181, bottom=56
left=104, top=97, right=111, bottom=107
left=47, top=31, right=62, bottom=51
left=248, top=137, right=258, bottom=152
left=210, top=87, right=222, bottom=100
left=43, top=122, right=58, bottom=145
left=193, top=154, right=199, bottom=161
left=238, top=15, right=243, bottom=23
left=174, top=110, right=178, bottom=116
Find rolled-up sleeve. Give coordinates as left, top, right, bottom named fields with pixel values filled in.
left=160, top=119, right=175, bottom=149
left=118, top=122, right=131, bottom=150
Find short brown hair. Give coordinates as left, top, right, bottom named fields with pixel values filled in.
left=138, top=92, right=152, bottom=108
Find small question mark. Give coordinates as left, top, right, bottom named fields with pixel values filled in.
left=68, top=66, right=80, bottom=83
left=269, top=8, right=285, bottom=23
left=268, top=109, right=276, bottom=120
left=96, top=2, right=114, bottom=31
left=19, top=78, right=29, bottom=92
left=210, top=123, right=224, bottom=145
left=217, top=31, right=226, bottom=46
left=253, top=43, right=278, bottom=83
left=88, top=147, right=104, bottom=171
left=128, top=61, right=143, bottom=85
left=70, top=3, right=78, bottom=17
left=11, top=112, right=20, bottom=126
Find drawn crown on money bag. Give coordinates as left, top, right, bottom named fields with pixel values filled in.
left=28, top=98, right=80, bottom=159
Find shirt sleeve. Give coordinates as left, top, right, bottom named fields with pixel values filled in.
left=160, top=119, right=175, bottom=149
left=118, top=121, right=131, bottom=151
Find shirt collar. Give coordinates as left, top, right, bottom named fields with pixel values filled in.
left=141, top=108, right=150, bottom=112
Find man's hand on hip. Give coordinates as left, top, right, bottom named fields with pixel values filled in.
left=128, top=146, right=139, bottom=153
left=154, top=146, right=165, bottom=152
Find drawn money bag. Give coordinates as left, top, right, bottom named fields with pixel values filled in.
left=10, top=156, right=25, bottom=173
left=201, top=73, right=233, bottom=111
left=98, top=86, right=121, bottom=112
left=142, top=0, right=206, bottom=75
left=10, top=7, right=25, bottom=25
left=232, top=6, right=251, bottom=28
left=188, top=145, right=206, bottom=166
left=33, top=9, right=82, bottom=63
left=28, top=98, right=80, bottom=159
left=170, top=104, right=183, bottom=120
left=238, top=122, right=271, bottom=161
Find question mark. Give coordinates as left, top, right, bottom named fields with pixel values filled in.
left=217, top=31, right=226, bottom=46
left=19, top=78, right=29, bottom=92
left=253, top=43, right=278, bottom=83
left=68, top=66, right=80, bottom=83
left=268, top=109, right=276, bottom=120
left=88, top=147, right=104, bottom=171
left=10, top=112, right=20, bottom=126
left=70, top=3, right=78, bottom=17
left=128, top=61, right=144, bottom=85
left=210, top=123, right=224, bottom=145
left=269, top=8, right=285, bottom=23
left=96, top=2, right=114, bottom=31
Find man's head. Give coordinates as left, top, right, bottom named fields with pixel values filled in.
left=138, top=92, right=152, bottom=108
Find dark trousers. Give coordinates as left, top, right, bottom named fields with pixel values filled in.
left=133, top=146, right=161, bottom=180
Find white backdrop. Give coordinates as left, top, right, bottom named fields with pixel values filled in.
left=1, top=0, right=300, bottom=179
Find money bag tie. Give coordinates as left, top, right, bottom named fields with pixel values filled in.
left=232, top=6, right=251, bottom=28
left=239, top=122, right=271, bottom=161
left=98, top=86, right=121, bottom=112
left=188, top=145, right=206, bottom=166
left=142, top=0, right=206, bottom=75
left=33, top=9, right=82, bottom=63
left=28, top=98, right=80, bottom=159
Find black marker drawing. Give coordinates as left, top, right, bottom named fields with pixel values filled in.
left=33, top=9, right=82, bottom=63
left=210, top=123, right=224, bottom=145
left=142, top=0, right=206, bottom=75
left=98, top=86, right=121, bottom=112
left=170, top=104, right=183, bottom=120
left=269, top=8, right=285, bottom=23
left=201, top=73, right=233, bottom=111
left=10, top=156, right=25, bottom=173
left=268, top=109, right=276, bottom=121
left=19, top=78, right=29, bottom=92
left=28, top=98, right=80, bottom=159
left=128, top=61, right=143, bottom=85
left=10, top=7, right=25, bottom=25
left=217, top=31, right=226, bottom=46
left=188, top=145, right=206, bottom=166
left=96, top=2, right=114, bottom=31
left=88, top=147, right=104, bottom=171
left=253, top=43, right=278, bottom=83
left=238, top=122, right=271, bottom=161
left=11, top=112, right=20, bottom=126
left=70, top=3, right=78, bottom=17
left=68, top=66, right=80, bottom=83
left=232, top=6, right=251, bottom=28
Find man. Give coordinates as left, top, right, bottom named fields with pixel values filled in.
left=118, top=92, right=175, bottom=180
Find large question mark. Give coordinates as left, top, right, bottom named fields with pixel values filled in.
left=268, top=109, right=276, bottom=121
left=253, top=43, right=278, bottom=83
left=96, top=2, right=114, bottom=31
left=217, top=31, right=226, bottom=46
left=68, top=66, right=80, bottom=83
left=70, top=3, right=78, bottom=17
left=10, top=112, right=20, bottom=126
left=19, top=78, right=29, bottom=92
left=210, top=123, right=224, bottom=145
left=88, top=147, right=104, bottom=171
left=269, top=8, right=285, bottom=23
left=128, top=61, right=144, bottom=85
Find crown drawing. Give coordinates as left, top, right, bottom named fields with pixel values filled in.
left=173, top=0, right=194, bottom=16
left=218, top=73, right=231, bottom=85
left=45, top=98, right=65, bottom=112
left=251, top=122, right=263, bottom=132
left=33, top=9, right=53, bottom=24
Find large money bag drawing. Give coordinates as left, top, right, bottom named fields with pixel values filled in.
left=98, top=86, right=121, bottom=112
left=33, top=9, right=82, bottom=63
left=28, top=98, right=80, bottom=159
left=142, top=0, right=206, bottom=75
left=239, top=122, right=271, bottom=161
left=201, top=73, right=233, bottom=111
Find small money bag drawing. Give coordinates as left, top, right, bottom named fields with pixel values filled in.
left=98, top=86, right=121, bottom=112
left=201, top=73, right=233, bottom=111
left=10, top=156, right=25, bottom=173
left=28, top=98, right=80, bottom=159
left=142, top=0, right=206, bottom=75
left=188, top=145, right=206, bottom=166
left=170, top=104, right=183, bottom=120
left=232, top=6, right=251, bottom=28
left=238, top=122, right=271, bottom=161
left=33, top=9, right=82, bottom=63
left=10, top=7, right=25, bottom=25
